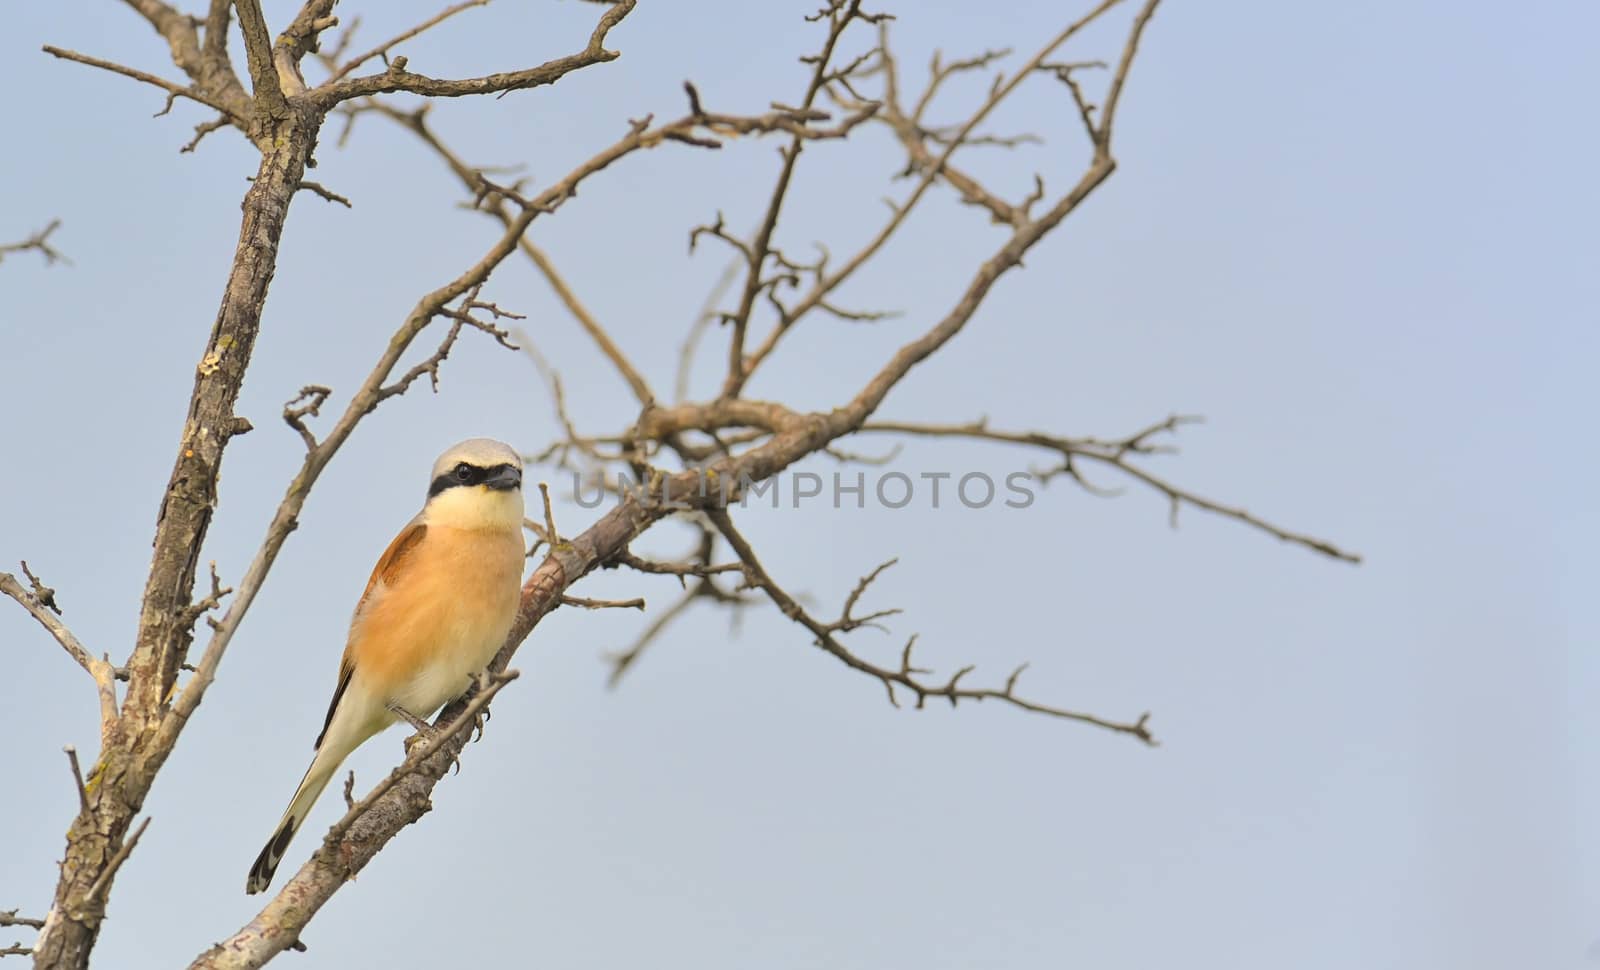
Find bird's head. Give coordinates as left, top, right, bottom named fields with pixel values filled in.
left=422, top=437, right=524, bottom=530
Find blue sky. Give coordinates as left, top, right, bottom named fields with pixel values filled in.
left=2, top=1, right=1594, bottom=968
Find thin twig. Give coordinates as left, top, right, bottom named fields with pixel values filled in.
left=856, top=416, right=1359, bottom=563
left=1, top=569, right=125, bottom=726
left=609, top=551, right=745, bottom=583
left=721, top=0, right=870, bottom=396
left=538, top=483, right=560, bottom=547
left=40, top=46, right=240, bottom=121
left=740, top=0, right=1131, bottom=388
left=0, top=221, right=69, bottom=266
left=84, top=817, right=151, bottom=906
left=297, top=180, right=352, bottom=207
left=325, top=0, right=491, bottom=83
left=708, top=508, right=1154, bottom=742
left=677, top=258, right=741, bottom=402
left=605, top=583, right=700, bottom=686
left=307, top=0, right=637, bottom=108
left=521, top=241, right=654, bottom=406
left=0, top=914, right=43, bottom=932
left=63, top=746, right=90, bottom=815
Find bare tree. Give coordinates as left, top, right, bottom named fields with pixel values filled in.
left=1, top=1, right=1357, bottom=968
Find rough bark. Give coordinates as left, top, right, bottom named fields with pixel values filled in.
left=31, top=110, right=317, bottom=970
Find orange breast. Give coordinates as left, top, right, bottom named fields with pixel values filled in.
left=348, top=525, right=524, bottom=705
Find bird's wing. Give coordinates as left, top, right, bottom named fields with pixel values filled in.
left=357, top=519, right=430, bottom=611
left=312, top=520, right=429, bottom=750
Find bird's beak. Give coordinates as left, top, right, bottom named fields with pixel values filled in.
left=484, top=464, right=523, bottom=491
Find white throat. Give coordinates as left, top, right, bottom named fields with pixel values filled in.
left=422, top=486, right=524, bottom=532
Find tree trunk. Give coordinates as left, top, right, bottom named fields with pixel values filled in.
left=32, top=114, right=315, bottom=970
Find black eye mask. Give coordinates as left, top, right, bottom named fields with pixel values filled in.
left=428, top=461, right=520, bottom=497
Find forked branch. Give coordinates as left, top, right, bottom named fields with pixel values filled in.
left=707, top=509, right=1155, bottom=743
left=0, top=220, right=69, bottom=266
left=858, top=416, right=1360, bottom=563
left=307, top=0, right=637, bottom=108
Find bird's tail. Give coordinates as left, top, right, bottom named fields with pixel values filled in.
left=245, top=744, right=342, bottom=895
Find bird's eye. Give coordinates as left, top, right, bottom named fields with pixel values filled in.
left=454, top=463, right=474, bottom=481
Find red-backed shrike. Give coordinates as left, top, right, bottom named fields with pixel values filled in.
left=245, top=438, right=525, bottom=894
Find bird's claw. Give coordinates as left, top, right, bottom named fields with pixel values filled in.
left=390, top=704, right=437, bottom=753
left=395, top=715, right=463, bottom=773
left=469, top=672, right=494, bottom=743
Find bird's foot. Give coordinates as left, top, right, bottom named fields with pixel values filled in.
left=469, top=671, right=494, bottom=743
left=389, top=703, right=466, bottom=772
left=388, top=704, right=437, bottom=753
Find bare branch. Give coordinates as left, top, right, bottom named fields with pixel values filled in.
left=0, top=914, right=44, bottom=932
left=522, top=241, right=655, bottom=407
left=600, top=531, right=753, bottom=684
left=512, top=335, right=627, bottom=472
left=0, top=910, right=41, bottom=959
left=688, top=210, right=752, bottom=261
left=357, top=88, right=873, bottom=410
left=604, top=583, right=701, bottom=686
left=230, top=0, right=287, bottom=116
left=63, top=746, right=91, bottom=816
left=677, top=258, right=741, bottom=401
left=40, top=46, right=240, bottom=121
left=296, top=180, right=351, bottom=206
left=181, top=561, right=235, bottom=629
left=709, top=508, right=1154, bottom=742
left=913, top=46, right=1011, bottom=125
left=538, top=482, right=561, bottom=547
left=179, top=115, right=233, bottom=153
left=0, top=220, right=69, bottom=267
left=561, top=595, right=646, bottom=611
left=737, top=2, right=1132, bottom=386
left=282, top=384, right=332, bottom=451
left=1, top=567, right=123, bottom=727
left=352, top=94, right=834, bottom=414
left=18, top=560, right=60, bottom=614
left=857, top=39, right=1027, bottom=227
left=202, top=0, right=232, bottom=64
left=326, top=0, right=491, bottom=83
left=856, top=416, right=1360, bottom=563
left=1097, top=0, right=1161, bottom=152
left=373, top=320, right=471, bottom=402
left=85, top=817, right=151, bottom=907
left=608, top=550, right=745, bottom=583
left=1037, top=60, right=1107, bottom=142
left=834, top=558, right=901, bottom=633
left=308, top=0, right=637, bottom=108
left=115, top=0, right=250, bottom=119
left=119, top=0, right=204, bottom=78
left=272, top=0, right=340, bottom=96
left=721, top=0, right=871, bottom=396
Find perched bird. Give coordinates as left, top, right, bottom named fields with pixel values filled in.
left=245, top=438, right=526, bottom=895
